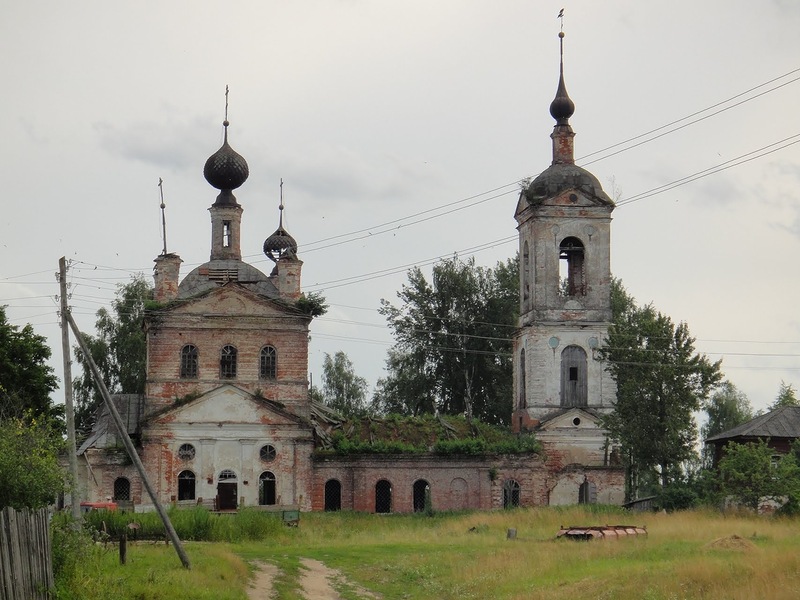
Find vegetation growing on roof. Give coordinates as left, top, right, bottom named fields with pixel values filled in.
left=295, top=292, right=328, bottom=317
left=316, top=413, right=540, bottom=456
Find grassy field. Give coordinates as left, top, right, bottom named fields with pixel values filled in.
left=56, top=506, right=800, bottom=599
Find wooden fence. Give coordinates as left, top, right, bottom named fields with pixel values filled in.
left=0, top=507, right=53, bottom=600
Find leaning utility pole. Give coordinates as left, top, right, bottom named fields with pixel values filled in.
left=66, top=311, right=191, bottom=569
left=58, top=257, right=82, bottom=522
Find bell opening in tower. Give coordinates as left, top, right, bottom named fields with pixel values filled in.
left=223, top=221, right=232, bottom=248
left=559, top=237, right=585, bottom=297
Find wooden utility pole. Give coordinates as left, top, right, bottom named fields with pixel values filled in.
left=58, top=257, right=82, bottom=522
left=66, top=311, right=191, bottom=569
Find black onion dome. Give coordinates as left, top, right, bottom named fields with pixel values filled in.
left=263, top=226, right=298, bottom=262
left=203, top=132, right=249, bottom=192
left=549, top=32, right=575, bottom=124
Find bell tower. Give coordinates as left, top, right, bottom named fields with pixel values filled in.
left=512, top=31, right=616, bottom=430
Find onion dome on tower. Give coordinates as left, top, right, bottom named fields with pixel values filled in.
left=204, top=119, right=249, bottom=206
left=263, top=180, right=298, bottom=263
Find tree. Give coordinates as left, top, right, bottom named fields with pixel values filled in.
left=601, top=279, right=722, bottom=498
left=0, top=417, right=66, bottom=509
left=0, top=306, right=59, bottom=423
left=73, top=275, right=152, bottom=434
left=700, top=380, right=754, bottom=466
left=319, top=351, right=368, bottom=417
left=770, top=380, right=798, bottom=410
left=717, top=440, right=800, bottom=511
left=377, top=255, right=517, bottom=424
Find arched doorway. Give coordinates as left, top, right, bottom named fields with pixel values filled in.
left=324, top=479, right=342, bottom=511
left=113, top=477, right=130, bottom=502
left=412, top=479, right=430, bottom=513
left=217, top=469, right=238, bottom=510
left=375, top=480, right=392, bottom=514
left=259, top=471, right=276, bottom=506
left=503, top=479, right=521, bottom=509
left=178, top=470, right=195, bottom=501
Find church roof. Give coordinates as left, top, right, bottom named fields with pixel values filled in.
left=524, top=163, right=614, bottom=207
left=706, top=406, right=800, bottom=442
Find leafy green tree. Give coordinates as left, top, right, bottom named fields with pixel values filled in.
left=73, top=275, right=152, bottom=434
left=717, top=440, right=800, bottom=510
left=0, top=417, right=65, bottom=509
left=0, top=306, right=59, bottom=423
left=320, top=351, right=368, bottom=417
left=769, top=380, right=798, bottom=410
left=378, top=255, right=517, bottom=424
left=601, top=279, right=722, bottom=498
left=700, top=381, right=754, bottom=467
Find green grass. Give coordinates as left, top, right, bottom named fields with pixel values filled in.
left=56, top=507, right=800, bottom=599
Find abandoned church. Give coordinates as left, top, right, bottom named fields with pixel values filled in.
left=77, top=34, right=625, bottom=513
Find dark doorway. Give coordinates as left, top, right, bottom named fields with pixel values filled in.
left=503, top=479, right=521, bottom=509
left=178, top=470, right=195, bottom=501
left=259, top=471, right=276, bottom=506
left=113, top=477, right=130, bottom=502
left=412, top=480, right=430, bottom=513
left=375, top=480, right=392, bottom=513
left=217, top=469, right=238, bottom=510
left=324, top=479, right=342, bottom=511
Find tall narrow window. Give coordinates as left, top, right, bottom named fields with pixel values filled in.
left=560, top=345, right=588, bottom=407
left=559, top=237, right=585, bottom=296
left=259, top=471, right=276, bottom=505
left=522, top=241, right=530, bottom=306
left=180, top=345, right=198, bottom=379
left=260, top=346, right=277, bottom=379
left=220, top=345, right=237, bottom=379
left=222, top=220, right=231, bottom=248
left=519, top=349, right=527, bottom=409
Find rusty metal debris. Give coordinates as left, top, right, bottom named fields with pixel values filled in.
left=557, top=525, right=647, bottom=541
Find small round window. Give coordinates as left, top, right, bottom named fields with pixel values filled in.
left=177, top=443, right=196, bottom=461
left=260, top=444, right=276, bottom=462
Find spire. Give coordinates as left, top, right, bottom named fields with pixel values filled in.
left=158, top=178, right=168, bottom=255
left=263, top=179, right=298, bottom=263
left=549, top=29, right=576, bottom=165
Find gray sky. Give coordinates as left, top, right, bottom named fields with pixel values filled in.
left=2, top=0, right=799, bottom=415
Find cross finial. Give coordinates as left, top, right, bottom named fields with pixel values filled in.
left=558, top=8, right=564, bottom=32
left=158, top=178, right=168, bottom=255
left=279, top=178, right=285, bottom=227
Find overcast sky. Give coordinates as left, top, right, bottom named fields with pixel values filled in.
left=2, top=0, right=799, bottom=416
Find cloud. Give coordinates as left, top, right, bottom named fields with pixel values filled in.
left=93, top=113, right=214, bottom=172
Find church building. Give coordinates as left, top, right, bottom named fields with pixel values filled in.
left=77, top=33, right=624, bottom=513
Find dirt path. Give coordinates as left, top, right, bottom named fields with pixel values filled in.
left=248, top=562, right=279, bottom=600
left=247, top=558, right=380, bottom=600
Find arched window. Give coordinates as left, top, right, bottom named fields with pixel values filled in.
left=259, top=444, right=276, bottom=463
left=324, top=479, right=342, bottom=512
left=260, top=346, right=277, bottom=379
left=177, top=443, right=195, bottom=461
left=522, top=241, right=530, bottom=306
left=178, top=470, right=196, bottom=501
left=412, top=480, right=430, bottom=513
left=113, top=477, right=130, bottom=502
left=259, top=471, right=276, bottom=506
left=503, top=479, right=521, bottom=509
left=519, top=348, right=527, bottom=409
left=560, top=345, right=588, bottom=408
left=180, top=345, right=198, bottom=379
left=375, top=480, right=392, bottom=514
left=220, top=345, right=237, bottom=379
left=559, top=237, right=585, bottom=296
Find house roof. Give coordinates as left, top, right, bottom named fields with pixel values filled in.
left=706, top=406, right=800, bottom=443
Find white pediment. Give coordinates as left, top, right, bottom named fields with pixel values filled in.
left=539, top=408, right=604, bottom=432
left=170, top=285, right=288, bottom=317
left=152, top=385, right=299, bottom=426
